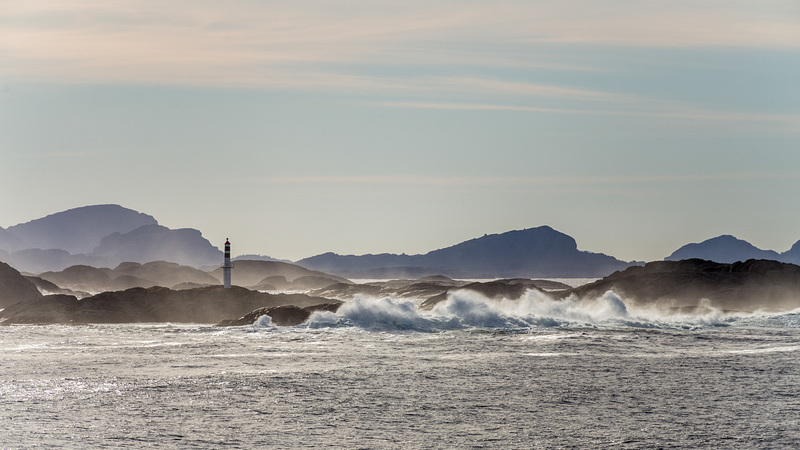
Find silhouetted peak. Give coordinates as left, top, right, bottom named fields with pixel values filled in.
left=6, top=204, right=158, bottom=254
left=666, top=235, right=780, bottom=264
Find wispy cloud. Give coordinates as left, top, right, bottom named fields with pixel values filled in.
left=261, top=173, right=798, bottom=186
left=376, top=101, right=800, bottom=130
left=2, top=1, right=799, bottom=87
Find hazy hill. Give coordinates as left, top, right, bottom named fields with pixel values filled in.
left=39, top=261, right=220, bottom=293
left=0, top=227, right=21, bottom=252
left=5, top=205, right=157, bottom=254
left=92, top=224, right=222, bottom=268
left=297, top=226, right=634, bottom=278
left=3, top=248, right=94, bottom=274
left=113, top=261, right=219, bottom=288
left=0, top=261, right=43, bottom=308
left=1, top=205, right=222, bottom=272
left=208, top=260, right=351, bottom=288
left=666, top=235, right=782, bottom=263
left=781, top=240, right=800, bottom=265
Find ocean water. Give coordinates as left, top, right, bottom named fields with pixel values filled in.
left=2, top=290, right=800, bottom=448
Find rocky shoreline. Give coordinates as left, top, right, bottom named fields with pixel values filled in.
left=2, top=258, right=800, bottom=326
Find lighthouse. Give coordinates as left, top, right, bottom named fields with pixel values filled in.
left=223, top=238, right=233, bottom=288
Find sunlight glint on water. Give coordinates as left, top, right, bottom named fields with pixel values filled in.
left=1, top=292, right=799, bottom=448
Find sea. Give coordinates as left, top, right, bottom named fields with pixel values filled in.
left=2, top=288, right=799, bottom=448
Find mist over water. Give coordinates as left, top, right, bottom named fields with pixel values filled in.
left=295, top=289, right=800, bottom=333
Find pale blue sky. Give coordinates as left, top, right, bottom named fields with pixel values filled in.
left=1, top=1, right=799, bottom=262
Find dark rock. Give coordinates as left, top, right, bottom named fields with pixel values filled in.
left=0, top=285, right=342, bottom=325
left=217, top=302, right=343, bottom=327
left=257, top=276, right=290, bottom=289
left=25, top=275, right=73, bottom=296
left=107, top=275, right=157, bottom=291
left=172, top=282, right=213, bottom=290
left=566, top=259, right=800, bottom=312
left=419, top=280, right=539, bottom=310
left=310, top=277, right=467, bottom=301
left=290, top=275, right=342, bottom=290
left=0, top=294, right=81, bottom=324
left=418, top=279, right=569, bottom=310
left=0, top=261, right=43, bottom=308
left=312, top=282, right=388, bottom=299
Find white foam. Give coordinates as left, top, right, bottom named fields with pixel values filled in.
left=252, top=314, right=274, bottom=330
left=300, top=289, right=633, bottom=332
left=286, top=289, right=800, bottom=332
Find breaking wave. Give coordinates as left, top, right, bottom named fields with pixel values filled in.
left=283, top=289, right=800, bottom=333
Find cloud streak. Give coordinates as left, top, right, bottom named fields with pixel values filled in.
left=376, top=101, right=800, bottom=130
left=2, top=0, right=799, bottom=88
left=260, top=173, right=799, bottom=187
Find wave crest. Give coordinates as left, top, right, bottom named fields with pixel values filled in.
left=285, top=289, right=800, bottom=332
left=301, top=289, right=637, bottom=332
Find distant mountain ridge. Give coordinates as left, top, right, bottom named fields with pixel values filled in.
left=92, top=224, right=222, bottom=268
left=4, top=204, right=800, bottom=278
left=0, top=205, right=221, bottom=273
left=666, top=235, right=800, bottom=264
left=297, top=226, right=636, bottom=278
left=6, top=204, right=157, bottom=254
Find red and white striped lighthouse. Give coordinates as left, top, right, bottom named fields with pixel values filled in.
left=223, top=238, right=233, bottom=288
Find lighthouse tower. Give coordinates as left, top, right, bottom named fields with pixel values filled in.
left=223, top=238, right=233, bottom=288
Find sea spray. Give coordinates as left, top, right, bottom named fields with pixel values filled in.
left=304, top=296, right=454, bottom=331
left=252, top=314, right=275, bottom=330
left=292, top=288, right=800, bottom=332
left=496, top=289, right=629, bottom=323
left=302, top=289, right=635, bottom=332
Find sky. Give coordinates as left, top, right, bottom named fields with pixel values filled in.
left=1, top=0, right=799, bottom=262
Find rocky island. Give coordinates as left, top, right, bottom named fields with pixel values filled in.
left=565, top=258, right=800, bottom=313
left=4, top=257, right=800, bottom=326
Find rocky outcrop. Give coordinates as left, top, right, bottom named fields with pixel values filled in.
left=0, top=285, right=341, bottom=325
left=311, top=276, right=570, bottom=307
left=208, top=260, right=351, bottom=289
left=566, top=259, right=800, bottom=312
left=419, top=279, right=561, bottom=309
left=38, top=261, right=220, bottom=294
left=24, top=275, right=73, bottom=296
left=217, top=303, right=342, bottom=327
left=0, top=261, right=43, bottom=308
